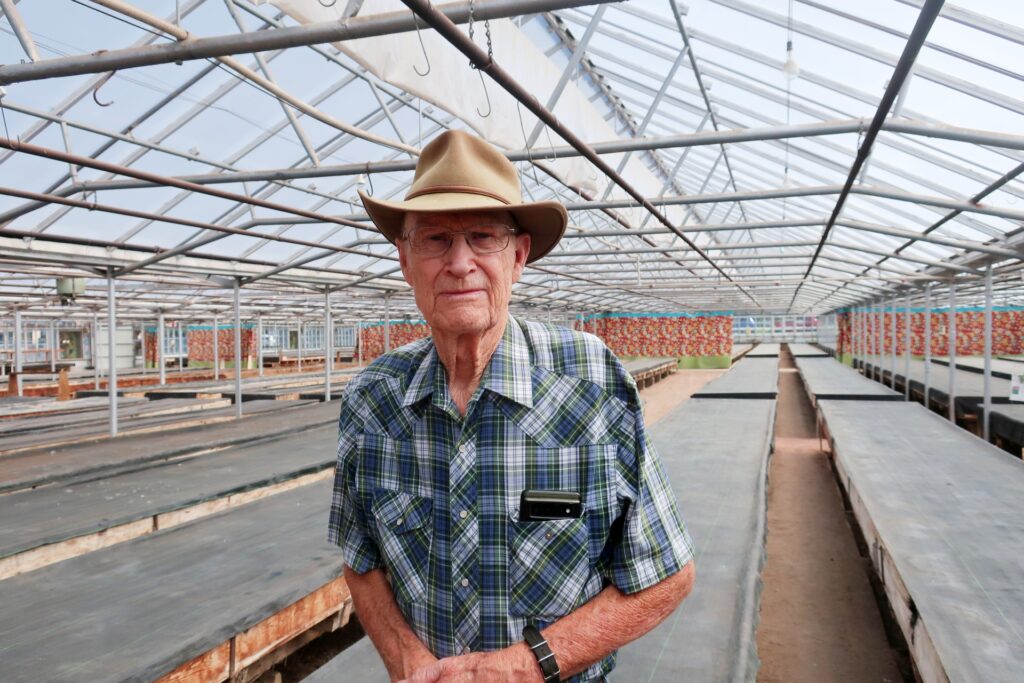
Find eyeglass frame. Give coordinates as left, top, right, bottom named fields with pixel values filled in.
left=399, top=222, right=521, bottom=257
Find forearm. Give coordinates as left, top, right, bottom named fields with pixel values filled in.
left=526, top=561, right=696, bottom=679
left=345, top=566, right=437, bottom=680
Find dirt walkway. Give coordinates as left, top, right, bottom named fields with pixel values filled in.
left=756, top=351, right=903, bottom=682
left=639, top=368, right=725, bottom=426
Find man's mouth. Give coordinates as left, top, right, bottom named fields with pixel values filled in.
left=439, top=289, right=485, bottom=298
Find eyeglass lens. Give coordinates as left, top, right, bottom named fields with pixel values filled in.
left=408, top=225, right=514, bottom=256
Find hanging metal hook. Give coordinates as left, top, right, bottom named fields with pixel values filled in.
left=92, top=71, right=116, bottom=108
left=412, top=15, right=431, bottom=76
left=365, top=162, right=374, bottom=196
left=318, top=0, right=337, bottom=7
left=475, top=70, right=492, bottom=118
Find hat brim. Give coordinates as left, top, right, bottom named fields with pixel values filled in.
left=359, top=190, right=567, bottom=264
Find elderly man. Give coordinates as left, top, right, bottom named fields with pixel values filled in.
left=328, top=130, right=694, bottom=683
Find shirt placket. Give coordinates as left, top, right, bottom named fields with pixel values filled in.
left=449, top=432, right=480, bottom=656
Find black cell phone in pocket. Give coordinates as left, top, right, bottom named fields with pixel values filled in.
left=519, top=490, right=583, bottom=521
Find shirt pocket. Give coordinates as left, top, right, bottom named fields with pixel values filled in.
left=507, top=514, right=590, bottom=618
left=371, top=488, right=433, bottom=605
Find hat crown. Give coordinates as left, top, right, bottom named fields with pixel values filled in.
left=406, top=130, right=521, bottom=206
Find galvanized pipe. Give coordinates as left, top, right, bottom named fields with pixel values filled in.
left=213, top=312, right=220, bottom=379
left=13, top=308, right=22, bottom=396
left=0, top=0, right=40, bottom=62
left=257, top=313, right=264, bottom=378
left=107, top=271, right=118, bottom=437
left=802, top=0, right=945, bottom=277
left=890, top=295, right=897, bottom=389
left=233, top=280, right=242, bottom=418
left=983, top=264, right=992, bottom=441
left=158, top=311, right=166, bottom=385
left=948, top=282, right=957, bottom=423
left=324, top=289, right=333, bottom=402
left=0, top=0, right=604, bottom=85
left=904, top=291, right=911, bottom=400
left=924, top=283, right=931, bottom=405
left=93, top=310, right=100, bottom=391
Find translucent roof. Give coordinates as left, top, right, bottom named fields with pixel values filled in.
left=0, top=0, right=1021, bottom=324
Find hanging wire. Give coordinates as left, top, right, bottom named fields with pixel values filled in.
left=781, top=0, right=796, bottom=221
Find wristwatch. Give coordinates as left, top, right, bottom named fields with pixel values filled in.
left=522, top=624, right=561, bottom=683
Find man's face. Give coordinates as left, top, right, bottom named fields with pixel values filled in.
left=397, top=211, right=531, bottom=339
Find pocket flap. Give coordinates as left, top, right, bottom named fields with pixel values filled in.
left=372, top=489, right=433, bottom=533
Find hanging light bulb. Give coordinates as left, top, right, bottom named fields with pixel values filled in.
left=782, top=40, right=800, bottom=80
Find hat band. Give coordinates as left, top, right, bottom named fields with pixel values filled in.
left=405, top=184, right=513, bottom=205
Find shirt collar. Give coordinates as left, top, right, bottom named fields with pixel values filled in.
left=401, top=316, right=534, bottom=410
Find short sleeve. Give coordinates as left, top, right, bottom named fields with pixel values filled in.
left=327, top=389, right=384, bottom=574
left=605, top=403, right=694, bottom=594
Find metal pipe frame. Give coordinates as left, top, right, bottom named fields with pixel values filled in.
left=983, top=264, right=992, bottom=441
left=0, top=0, right=609, bottom=85
left=106, top=271, right=118, bottom=437
left=948, top=281, right=956, bottom=423
left=904, top=291, right=911, bottom=401
left=233, top=279, right=243, bottom=419
left=924, top=283, right=931, bottom=405
left=400, top=0, right=758, bottom=306
left=158, top=310, right=166, bottom=385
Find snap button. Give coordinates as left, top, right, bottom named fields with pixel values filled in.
left=459, top=509, right=469, bottom=519
left=395, top=518, right=403, bottom=526
left=461, top=578, right=470, bottom=587
left=545, top=531, right=554, bottom=540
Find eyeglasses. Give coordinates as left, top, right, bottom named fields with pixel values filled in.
left=403, top=223, right=517, bottom=257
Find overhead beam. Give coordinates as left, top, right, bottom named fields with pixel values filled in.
left=56, top=118, right=1024, bottom=194
left=0, top=0, right=610, bottom=85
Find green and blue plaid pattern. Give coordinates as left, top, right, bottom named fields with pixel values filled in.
left=328, top=317, right=693, bottom=682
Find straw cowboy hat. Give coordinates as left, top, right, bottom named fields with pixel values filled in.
left=359, top=130, right=568, bottom=263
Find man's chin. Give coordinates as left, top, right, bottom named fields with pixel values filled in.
left=430, top=308, right=497, bottom=338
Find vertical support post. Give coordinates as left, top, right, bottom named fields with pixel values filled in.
left=93, top=309, right=100, bottom=390
left=983, top=264, right=993, bottom=442
left=13, top=308, right=23, bottom=396
left=904, top=292, right=911, bottom=401
left=213, top=312, right=219, bottom=380
left=357, top=321, right=363, bottom=367
left=178, top=323, right=185, bottom=373
left=297, top=320, right=303, bottom=372
left=876, top=300, right=883, bottom=381
left=49, top=319, right=57, bottom=372
left=948, top=282, right=957, bottom=423
left=324, top=289, right=333, bottom=402
left=158, top=311, right=166, bottom=385
left=106, top=271, right=118, bottom=437
left=890, top=295, right=897, bottom=389
left=257, top=313, right=264, bottom=377
left=141, top=321, right=148, bottom=375
left=233, top=279, right=243, bottom=419
left=384, top=293, right=391, bottom=353
left=924, top=284, right=932, bottom=408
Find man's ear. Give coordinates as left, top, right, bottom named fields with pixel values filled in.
left=397, top=238, right=414, bottom=285
left=511, top=232, right=531, bottom=284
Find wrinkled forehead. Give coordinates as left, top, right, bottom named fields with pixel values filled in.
left=401, top=210, right=516, bottom=233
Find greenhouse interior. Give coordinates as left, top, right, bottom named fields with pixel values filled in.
left=0, top=1, right=1022, bottom=682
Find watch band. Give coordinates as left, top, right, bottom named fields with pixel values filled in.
left=522, top=624, right=561, bottom=683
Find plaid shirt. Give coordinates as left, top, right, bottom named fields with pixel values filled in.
left=328, top=317, right=693, bottom=681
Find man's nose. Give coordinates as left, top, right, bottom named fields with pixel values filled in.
left=444, top=233, right=477, bottom=276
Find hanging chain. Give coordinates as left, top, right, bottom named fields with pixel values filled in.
left=467, top=0, right=493, bottom=69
